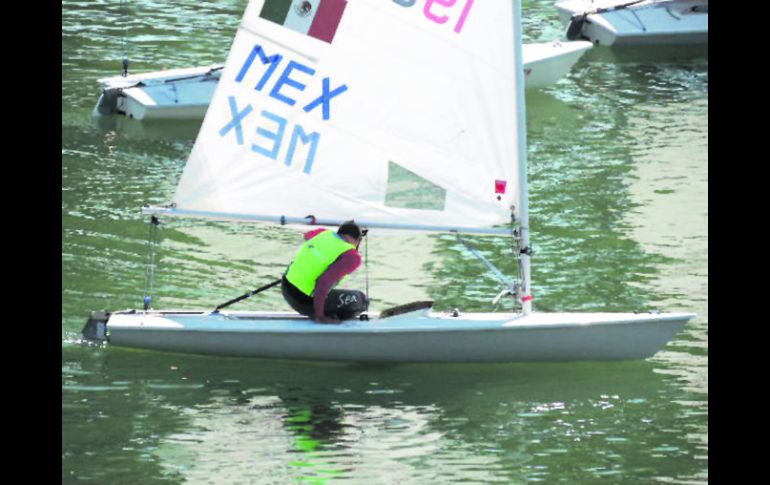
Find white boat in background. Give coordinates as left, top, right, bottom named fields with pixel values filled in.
left=522, top=40, right=592, bottom=89
left=94, top=41, right=592, bottom=121
left=93, top=64, right=223, bottom=121
left=556, top=0, right=708, bottom=46
left=83, top=0, right=693, bottom=363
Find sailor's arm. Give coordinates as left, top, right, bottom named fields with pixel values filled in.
left=313, top=250, right=361, bottom=323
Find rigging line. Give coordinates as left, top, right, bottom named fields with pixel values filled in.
left=364, top=231, right=370, bottom=311
left=142, top=219, right=151, bottom=298
left=143, top=216, right=160, bottom=310
left=162, top=66, right=224, bottom=84
left=515, top=230, right=525, bottom=311
left=591, top=0, right=646, bottom=16
left=120, top=0, right=129, bottom=76
left=664, top=6, right=681, bottom=21
left=455, top=234, right=514, bottom=288
left=630, top=9, right=647, bottom=31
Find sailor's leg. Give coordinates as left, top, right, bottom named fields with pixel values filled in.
left=325, top=289, right=368, bottom=320
left=281, top=277, right=314, bottom=317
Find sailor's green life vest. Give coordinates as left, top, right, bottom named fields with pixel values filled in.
left=285, top=230, right=356, bottom=297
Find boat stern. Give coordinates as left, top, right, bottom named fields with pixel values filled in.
left=93, top=88, right=122, bottom=117
left=554, top=0, right=592, bottom=25
left=82, top=310, right=110, bottom=342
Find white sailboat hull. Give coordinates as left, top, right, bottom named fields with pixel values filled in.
left=93, top=41, right=591, bottom=121
left=522, top=41, right=592, bottom=89
left=93, top=65, right=222, bottom=120
left=556, top=0, right=708, bottom=46
left=97, top=309, right=693, bottom=363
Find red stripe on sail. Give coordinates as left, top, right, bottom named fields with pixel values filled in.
left=308, top=0, right=347, bottom=43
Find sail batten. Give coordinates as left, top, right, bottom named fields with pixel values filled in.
left=173, top=0, right=522, bottom=231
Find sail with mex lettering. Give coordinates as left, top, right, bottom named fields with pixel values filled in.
left=174, top=0, right=520, bottom=231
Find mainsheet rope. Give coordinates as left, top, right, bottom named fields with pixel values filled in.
left=364, top=231, right=370, bottom=312
left=120, top=0, right=129, bottom=76
left=142, top=216, right=160, bottom=310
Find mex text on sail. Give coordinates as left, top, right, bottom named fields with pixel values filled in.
left=219, top=43, right=348, bottom=175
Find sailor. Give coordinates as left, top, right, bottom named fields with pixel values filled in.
left=281, top=220, right=368, bottom=324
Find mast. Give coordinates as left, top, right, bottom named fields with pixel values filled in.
left=513, top=0, right=532, bottom=314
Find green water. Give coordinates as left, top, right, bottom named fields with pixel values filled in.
left=62, top=1, right=708, bottom=483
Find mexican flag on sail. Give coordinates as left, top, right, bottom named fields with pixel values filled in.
left=259, top=0, right=348, bottom=44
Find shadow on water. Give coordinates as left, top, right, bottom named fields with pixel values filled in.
left=525, top=90, right=581, bottom=128
left=582, top=43, right=708, bottom=65
left=63, top=343, right=686, bottom=483
left=93, top=115, right=204, bottom=141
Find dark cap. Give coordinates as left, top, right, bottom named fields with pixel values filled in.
left=337, top=220, right=362, bottom=239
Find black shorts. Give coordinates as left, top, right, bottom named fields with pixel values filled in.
left=281, top=276, right=368, bottom=320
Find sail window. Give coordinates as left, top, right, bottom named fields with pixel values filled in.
left=384, top=161, right=446, bottom=211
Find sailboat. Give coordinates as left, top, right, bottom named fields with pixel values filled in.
left=556, top=0, right=708, bottom=46
left=93, top=63, right=223, bottom=121
left=82, top=0, right=694, bottom=363
left=92, top=42, right=592, bottom=121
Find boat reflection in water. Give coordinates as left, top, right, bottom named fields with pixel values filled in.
left=64, top=346, right=680, bottom=483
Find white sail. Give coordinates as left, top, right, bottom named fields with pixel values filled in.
left=173, top=0, right=520, bottom=231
